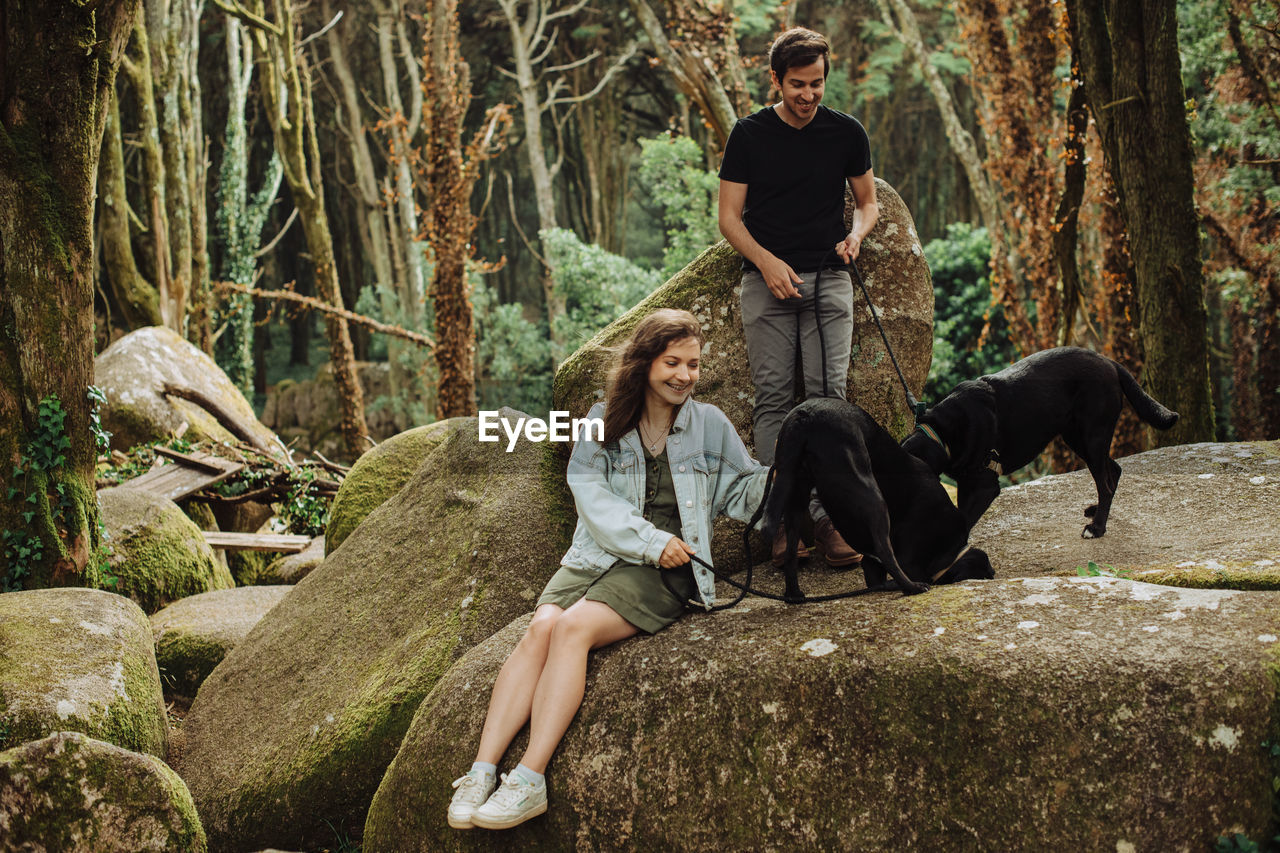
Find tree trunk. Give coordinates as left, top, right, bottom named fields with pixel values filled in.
left=241, top=0, right=369, bottom=457
left=0, top=0, right=140, bottom=590
left=100, top=94, right=164, bottom=329
left=1065, top=0, right=1215, bottom=445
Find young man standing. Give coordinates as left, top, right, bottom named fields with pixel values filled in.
left=717, top=27, right=879, bottom=568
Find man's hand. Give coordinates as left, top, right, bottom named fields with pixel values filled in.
left=658, top=536, right=697, bottom=569
left=836, top=232, right=861, bottom=264
left=760, top=255, right=803, bottom=299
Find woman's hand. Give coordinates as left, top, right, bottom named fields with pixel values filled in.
left=658, top=536, right=696, bottom=569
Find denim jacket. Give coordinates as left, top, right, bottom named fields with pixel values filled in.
left=562, top=399, right=769, bottom=607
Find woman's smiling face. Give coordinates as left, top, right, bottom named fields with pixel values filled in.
left=646, top=336, right=701, bottom=408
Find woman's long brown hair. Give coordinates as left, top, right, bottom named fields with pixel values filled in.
left=601, top=309, right=704, bottom=445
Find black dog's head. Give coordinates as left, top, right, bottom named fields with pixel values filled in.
left=935, top=547, right=994, bottom=583
left=907, top=380, right=998, bottom=477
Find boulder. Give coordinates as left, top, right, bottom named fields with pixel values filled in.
left=0, top=588, right=167, bottom=756
left=366, top=577, right=1280, bottom=851
left=93, top=326, right=282, bottom=456
left=173, top=416, right=576, bottom=852
left=0, top=731, right=205, bottom=852
left=971, top=440, right=1280, bottom=586
left=99, top=487, right=235, bottom=614
left=325, top=420, right=453, bottom=555
left=262, top=537, right=324, bottom=584
left=150, top=586, right=293, bottom=699
left=553, top=178, right=933, bottom=445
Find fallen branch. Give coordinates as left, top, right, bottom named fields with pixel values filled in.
left=213, top=280, right=435, bottom=350
left=161, top=383, right=279, bottom=457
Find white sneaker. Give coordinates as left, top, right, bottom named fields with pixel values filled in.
left=470, top=771, right=547, bottom=830
left=447, top=769, right=496, bottom=829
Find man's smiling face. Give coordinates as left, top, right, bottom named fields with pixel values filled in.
left=771, top=57, right=826, bottom=128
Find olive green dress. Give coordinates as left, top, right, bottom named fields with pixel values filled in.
left=537, top=445, right=698, bottom=633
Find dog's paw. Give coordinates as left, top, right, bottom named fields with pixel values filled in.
left=903, top=581, right=930, bottom=595
left=1081, top=523, right=1106, bottom=539
left=1083, top=503, right=1097, bottom=518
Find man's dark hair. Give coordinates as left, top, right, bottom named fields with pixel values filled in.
left=769, top=27, right=830, bottom=79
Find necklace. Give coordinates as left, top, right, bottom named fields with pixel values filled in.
left=638, top=416, right=670, bottom=452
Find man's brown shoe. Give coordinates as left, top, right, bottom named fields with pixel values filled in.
left=770, top=524, right=812, bottom=568
left=814, top=517, right=862, bottom=568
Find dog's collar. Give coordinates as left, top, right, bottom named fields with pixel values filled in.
left=932, top=545, right=971, bottom=583
left=917, top=423, right=949, bottom=459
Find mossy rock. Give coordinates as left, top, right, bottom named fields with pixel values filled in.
left=150, top=586, right=293, bottom=699
left=366, top=578, right=1280, bottom=851
left=261, top=537, right=324, bottom=585
left=98, top=487, right=235, bottom=614
left=971, top=440, right=1280, bottom=585
left=0, top=588, right=167, bottom=756
left=93, top=326, right=282, bottom=455
left=174, top=417, right=576, bottom=852
left=0, top=731, right=206, bottom=852
left=552, top=178, right=933, bottom=445
left=325, top=420, right=453, bottom=555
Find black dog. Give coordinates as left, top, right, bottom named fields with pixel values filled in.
left=760, top=397, right=994, bottom=602
left=901, top=346, right=1179, bottom=538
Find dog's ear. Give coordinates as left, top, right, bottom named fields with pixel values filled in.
left=949, top=381, right=998, bottom=473
left=947, top=548, right=994, bottom=581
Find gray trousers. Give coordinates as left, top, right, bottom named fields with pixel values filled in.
left=741, top=268, right=854, bottom=522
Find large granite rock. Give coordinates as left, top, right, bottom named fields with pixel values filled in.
left=553, top=178, right=933, bottom=445
left=366, top=577, right=1280, bottom=851
left=262, top=537, right=324, bottom=584
left=971, top=440, right=1280, bottom=585
left=150, top=586, right=293, bottom=699
left=99, top=487, right=235, bottom=614
left=325, top=420, right=453, bottom=555
left=173, top=417, right=576, bottom=852
left=94, top=326, right=281, bottom=455
left=0, top=588, right=167, bottom=756
left=0, top=732, right=206, bottom=852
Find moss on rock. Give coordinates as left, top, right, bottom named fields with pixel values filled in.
left=325, top=420, right=453, bottom=554
left=366, top=577, right=1280, bottom=851
left=0, top=588, right=167, bottom=756
left=0, top=731, right=206, bottom=852
left=98, top=487, right=234, bottom=614
left=173, top=417, right=574, bottom=852
left=150, top=586, right=293, bottom=699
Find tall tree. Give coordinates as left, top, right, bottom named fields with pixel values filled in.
left=1065, top=0, right=1215, bottom=445
left=214, top=0, right=370, bottom=456
left=424, top=0, right=511, bottom=417
left=0, top=0, right=140, bottom=589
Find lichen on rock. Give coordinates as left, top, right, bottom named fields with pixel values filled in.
left=0, top=731, right=206, bottom=852
left=0, top=588, right=167, bottom=756
left=366, top=577, right=1280, bottom=851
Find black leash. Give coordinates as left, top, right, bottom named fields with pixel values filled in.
left=812, top=250, right=927, bottom=421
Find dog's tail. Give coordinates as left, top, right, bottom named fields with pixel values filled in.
left=1115, top=361, right=1179, bottom=430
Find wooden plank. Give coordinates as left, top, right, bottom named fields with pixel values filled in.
left=121, top=456, right=244, bottom=502
left=203, top=531, right=313, bottom=553
left=153, top=446, right=242, bottom=474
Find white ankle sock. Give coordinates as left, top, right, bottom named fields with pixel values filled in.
left=513, top=763, right=544, bottom=787
left=470, top=761, right=496, bottom=779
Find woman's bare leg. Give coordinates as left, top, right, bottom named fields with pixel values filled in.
left=474, top=604, right=563, bottom=765
left=519, top=599, right=638, bottom=773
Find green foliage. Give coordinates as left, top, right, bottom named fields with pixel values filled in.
left=853, top=2, right=970, bottom=114
left=87, top=385, right=111, bottom=455
left=922, top=223, right=1016, bottom=402
left=635, top=132, right=722, bottom=279
left=1075, top=561, right=1131, bottom=579
left=3, top=395, right=82, bottom=591
left=543, top=226, right=661, bottom=361
left=279, top=467, right=329, bottom=538
left=96, top=436, right=195, bottom=487
left=472, top=273, right=553, bottom=415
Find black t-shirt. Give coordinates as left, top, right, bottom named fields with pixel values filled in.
left=718, top=105, right=872, bottom=273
